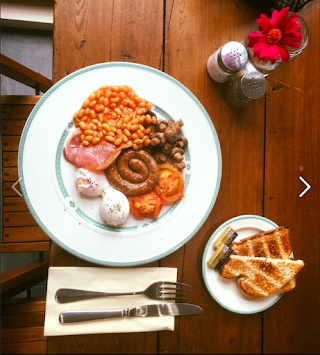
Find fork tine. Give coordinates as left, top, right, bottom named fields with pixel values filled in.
left=160, top=293, right=193, bottom=299
left=159, top=287, right=193, bottom=294
left=160, top=281, right=193, bottom=288
left=159, top=296, right=193, bottom=302
left=159, top=289, right=193, bottom=296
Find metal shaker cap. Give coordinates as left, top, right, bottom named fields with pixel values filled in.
left=219, top=42, right=248, bottom=72
left=239, top=72, right=267, bottom=100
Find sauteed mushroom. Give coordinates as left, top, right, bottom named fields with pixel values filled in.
left=148, top=117, right=188, bottom=171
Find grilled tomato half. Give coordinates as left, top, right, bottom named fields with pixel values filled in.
left=154, top=164, right=184, bottom=203
left=128, top=190, right=163, bottom=220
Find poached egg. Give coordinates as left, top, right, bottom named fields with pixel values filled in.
left=75, top=168, right=109, bottom=197
left=100, top=187, right=130, bottom=226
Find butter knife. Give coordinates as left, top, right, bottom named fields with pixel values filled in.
left=60, top=303, right=203, bottom=324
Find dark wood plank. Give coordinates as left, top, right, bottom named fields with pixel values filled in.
left=3, top=212, right=37, bottom=227
left=1, top=95, right=41, bottom=105
left=49, top=0, right=164, bottom=353
left=1, top=120, right=26, bottom=136
left=1, top=54, right=52, bottom=92
left=1, top=312, right=45, bottom=329
left=1, top=341, right=47, bottom=355
left=48, top=334, right=156, bottom=355
left=2, top=226, right=49, bottom=243
left=1, top=105, right=33, bottom=120
left=3, top=197, right=28, bottom=212
left=3, top=167, right=19, bottom=182
left=2, top=298, right=46, bottom=314
left=2, top=152, right=18, bottom=167
left=1, top=326, right=46, bottom=344
left=1, top=242, right=49, bottom=253
left=2, top=136, right=21, bottom=151
left=48, top=242, right=102, bottom=267
left=263, top=3, right=320, bottom=354
left=159, top=0, right=266, bottom=354
left=52, top=0, right=164, bottom=83
left=2, top=182, right=22, bottom=197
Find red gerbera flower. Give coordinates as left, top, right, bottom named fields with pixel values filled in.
left=248, top=7, right=303, bottom=64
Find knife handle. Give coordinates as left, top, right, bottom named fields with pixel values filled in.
left=60, top=308, right=130, bottom=324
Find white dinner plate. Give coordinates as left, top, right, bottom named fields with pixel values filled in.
left=202, top=215, right=283, bottom=314
left=19, top=62, right=222, bottom=266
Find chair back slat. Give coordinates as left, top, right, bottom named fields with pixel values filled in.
left=1, top=55, right=52, bottom=92
left=1, top=95, right=49, bottom=253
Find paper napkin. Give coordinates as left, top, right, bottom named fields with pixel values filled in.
left=44, top=267, right=177, bottom=336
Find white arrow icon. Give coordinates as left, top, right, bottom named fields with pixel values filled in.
left=11, top=177, right=23, bottom=197
left=299, top=176, right=311, bottom=198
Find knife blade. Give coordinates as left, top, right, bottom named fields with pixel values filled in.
left=59, top=303, right=203, bottom=324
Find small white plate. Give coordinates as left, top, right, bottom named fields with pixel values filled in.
left=202, top=215, right=283, bottom=314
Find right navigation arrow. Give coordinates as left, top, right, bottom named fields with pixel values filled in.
left=299, top=176, right=311, bottom=198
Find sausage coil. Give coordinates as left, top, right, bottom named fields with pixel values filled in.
left=105, top=149, right=159, bottom=196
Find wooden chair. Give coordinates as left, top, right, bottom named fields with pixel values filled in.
left=1, top=298, right=47, bottom=354
left=1, top=54, right=52, bottom=354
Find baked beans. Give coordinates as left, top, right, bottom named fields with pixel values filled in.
left=74, top=85, right=153, bottom=150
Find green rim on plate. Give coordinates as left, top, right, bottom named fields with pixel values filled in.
left=202, top=214, right=283, bottom=314
left=18, top=62, right=222, bottom=267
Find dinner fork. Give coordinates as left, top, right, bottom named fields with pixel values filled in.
left=55, top=281, right=193, bottom=304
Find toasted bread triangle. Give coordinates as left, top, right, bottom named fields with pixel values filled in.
left=231, top=227, right=296, bottom=292
left=231, top=227, right=292, bottom=259
left=221, top=255, right=304, bottom=297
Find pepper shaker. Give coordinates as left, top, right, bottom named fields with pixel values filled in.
left=225, top=69, right=267, bottom=108
left=207, top=42, right=248, bottom=83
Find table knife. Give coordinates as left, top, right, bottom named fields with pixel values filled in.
left=59, top=303, right=203, bottom=324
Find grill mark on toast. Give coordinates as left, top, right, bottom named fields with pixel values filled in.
left=279, top=229, right=292, bottom=257
left=252, top=240, right=268, bottom=257
left=249, top=258, right=283, bottom=292
left=232, top=243, right=253, bottom=257
left=260, top=236, right=272, bottom=258
left=238, top=277, right=269, bottom=297
left=266, top=238, right=282, bottom=258
left=274, top=230, right=287, bottom=258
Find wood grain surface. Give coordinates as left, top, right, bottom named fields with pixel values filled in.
left=47, top=0, right=319, bottom=354
left=263, top=3, right=320, bottom=354
left=1, top=298, right=47, bottom=355
left=160, top=1, right=266, bottom=353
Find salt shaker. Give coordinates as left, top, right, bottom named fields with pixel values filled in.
left=207, top=42, right=248, bottom=83
left=225, top=70, right=267, bottom=108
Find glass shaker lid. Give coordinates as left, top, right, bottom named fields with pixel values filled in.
left=240, top=72, right=267, bottom=100
left=220, top=42, right=248, bottom=72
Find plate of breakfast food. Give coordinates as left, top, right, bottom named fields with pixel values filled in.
left=19, top=62, right=222, bottom=266
left=202, top=215, right=305, bottom=314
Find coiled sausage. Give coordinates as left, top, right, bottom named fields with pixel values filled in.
left=105, top=149, right=159, bottom=196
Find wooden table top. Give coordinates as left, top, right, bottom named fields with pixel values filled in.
left=48, top=1, right=320, bottom=353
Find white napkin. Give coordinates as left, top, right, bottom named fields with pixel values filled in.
left=44, top=267, right=177, bottom=336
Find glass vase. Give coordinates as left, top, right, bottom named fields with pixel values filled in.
left=246, top=15, right=309, bottom=76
